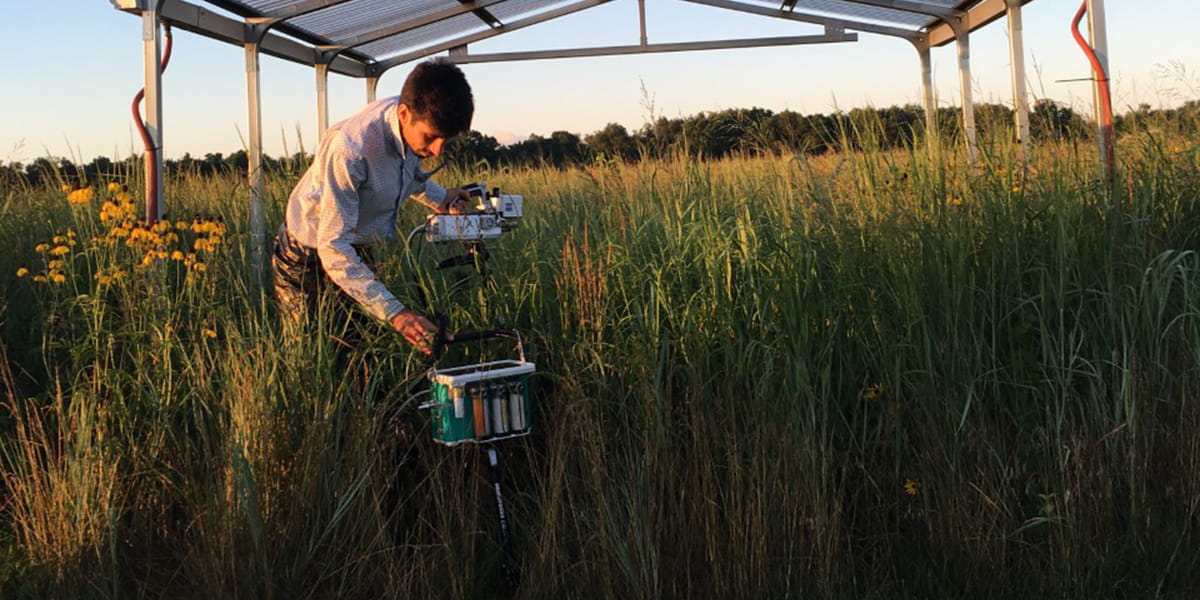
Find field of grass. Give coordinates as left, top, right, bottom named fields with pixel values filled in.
left=2, top=123, right=1200, bottom=598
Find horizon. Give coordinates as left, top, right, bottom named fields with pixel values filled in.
left=7, top=95, right=1195, bottom=167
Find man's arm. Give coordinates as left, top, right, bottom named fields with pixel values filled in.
left=412, top=178, right=471, bottom=214
left=311, top=148, right=451, bottom=353
left=312, top=147, right=406, bottom=323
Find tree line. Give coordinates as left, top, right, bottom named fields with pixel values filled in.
left=3, top=99, right=1196, bottom=189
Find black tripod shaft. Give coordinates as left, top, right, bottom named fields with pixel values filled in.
left=486, top=446, right=520, bottom=593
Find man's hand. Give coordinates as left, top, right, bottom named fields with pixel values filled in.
left=391, top=309, right=440, bottom=355
left=437, top=187, right=472, bottom=215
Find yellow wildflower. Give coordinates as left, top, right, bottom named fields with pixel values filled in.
left=96, top=274, right=112, bottom=286
left=51, top=273, right=67, bottom=284
left=33, top=274, right=48, bottom=283
left=16, top=267, right=29, bottom=278
left=50, top=245, right=70, bottom=256
left=191, top=261, right=207, bottom=273
left=67, top=187, right=95, bottom=204
left=175, top=220, right=189, bottom=231
left=904, top=479, right=919, bottom=496
left=47, top=260, right=64, bottom=270
left=60, top=183, right=72, bottom=192
left=35, top=243, right=50, bottom=253
left=107, top=182, right=123, bottom=192
left=116, top=191, right=133, bottom=204
left=170, top=250, right=184, bottom=261
left=52, top=235, right=66, bottom=244
left=99, top=201, right=120, bottom=223
left=201, top=328, right=217, bottom=339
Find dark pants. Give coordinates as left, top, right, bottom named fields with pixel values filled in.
left=271, top=227, right=378, bottom=347
left=271, top=227, right=426, bottom=506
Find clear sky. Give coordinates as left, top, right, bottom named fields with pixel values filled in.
left=2, top=0, right=1197, bottom=162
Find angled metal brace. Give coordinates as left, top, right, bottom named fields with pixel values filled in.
left=446, top=31, right=857, bottom=64
left=926, top=0, right=1033, bottom=47
left=454, top=0, right=504, bottom=29
left=374, top=0, right=614, bottom=74
left=680, top=0, right=922, bottom=42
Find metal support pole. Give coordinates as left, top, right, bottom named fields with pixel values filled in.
left=917, top=42, right=936, bottom=148
left=1006, top=0, right=1030, bottom=158
left=142, top=5, right=165, bottom=222
left=952, top=20, right=977, bottom=166
left=316, top=62, right=330, bottom=140
left=1086, top=0, right=1111, bottom=174
left=366, top=76, right=379, bottom=103
left=637, top=0, right=648, bottom=47
left=246, top=39, right=265, bottom=284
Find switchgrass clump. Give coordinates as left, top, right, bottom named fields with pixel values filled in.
left=2, top=125, right=1200, bottom=598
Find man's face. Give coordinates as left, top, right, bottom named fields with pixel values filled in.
left=398, top=103, right=454, bottom=158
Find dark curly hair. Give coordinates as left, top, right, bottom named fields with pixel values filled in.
left=399, top=59, right=474, bottom=137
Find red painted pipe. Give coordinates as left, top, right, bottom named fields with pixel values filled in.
left=132, top=21, right=173, bottom=224
left=1071, top=1, right=1115, bottom=181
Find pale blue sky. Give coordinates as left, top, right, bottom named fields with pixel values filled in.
left=2, top=0, right=1197, bottom=162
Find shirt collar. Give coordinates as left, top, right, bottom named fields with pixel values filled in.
left=385, top=97, right=411, bottom=159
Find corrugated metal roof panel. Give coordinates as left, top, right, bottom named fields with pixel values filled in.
left=130, top=0, right=1012, bottom=66
left=355, top=11, right=489, bottom=58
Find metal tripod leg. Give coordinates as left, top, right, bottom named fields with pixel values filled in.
left=486, top=445, right=520, bottom=593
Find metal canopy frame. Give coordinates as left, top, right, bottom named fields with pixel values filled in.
left=112, top=0, right=1086, bottom=283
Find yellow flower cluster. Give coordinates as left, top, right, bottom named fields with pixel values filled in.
left=98, top=209, right=225, bottom=275
left=95, top=266, right=127, bottom=287
left=100, top=193, right=139, bottom=225
left=19, top=230, right=79, bottom=284
left=20, top=180, right=229, bottom=287
left=993, top=164, right=1037, bottom=195
left=67, top=186, right=95, bottom=205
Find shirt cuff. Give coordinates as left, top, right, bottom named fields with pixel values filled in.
left=383, top=299, right=407, bottom=324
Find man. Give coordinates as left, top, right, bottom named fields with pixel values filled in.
left=272, top=59, right=473, bottom=354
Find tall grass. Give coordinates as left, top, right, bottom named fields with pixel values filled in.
left=2, top=121, right=1200, bottom=598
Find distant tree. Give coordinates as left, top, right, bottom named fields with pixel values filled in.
left=1032, top=99, right=1087, bottom=141
left=584, top=123, right=636, bottom=161
left=635, top=116, right=685, bottom=159
left=502, top=131, right=585, bottom=168
left=0, top=161, right=28, bottom=190
left=24, top=158, right=56, bottom=187
left=454, top=130, right=501, bottom=168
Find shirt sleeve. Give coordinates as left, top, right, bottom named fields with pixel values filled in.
left=411, top=177, right=447, bottom=208
left=313, top=144, right=406, bottom=323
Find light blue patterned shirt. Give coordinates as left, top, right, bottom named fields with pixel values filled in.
left=284, top=96, right=447, bottom=322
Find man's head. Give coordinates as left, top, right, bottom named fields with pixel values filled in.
left=398, top=59, right=474, bottom=158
